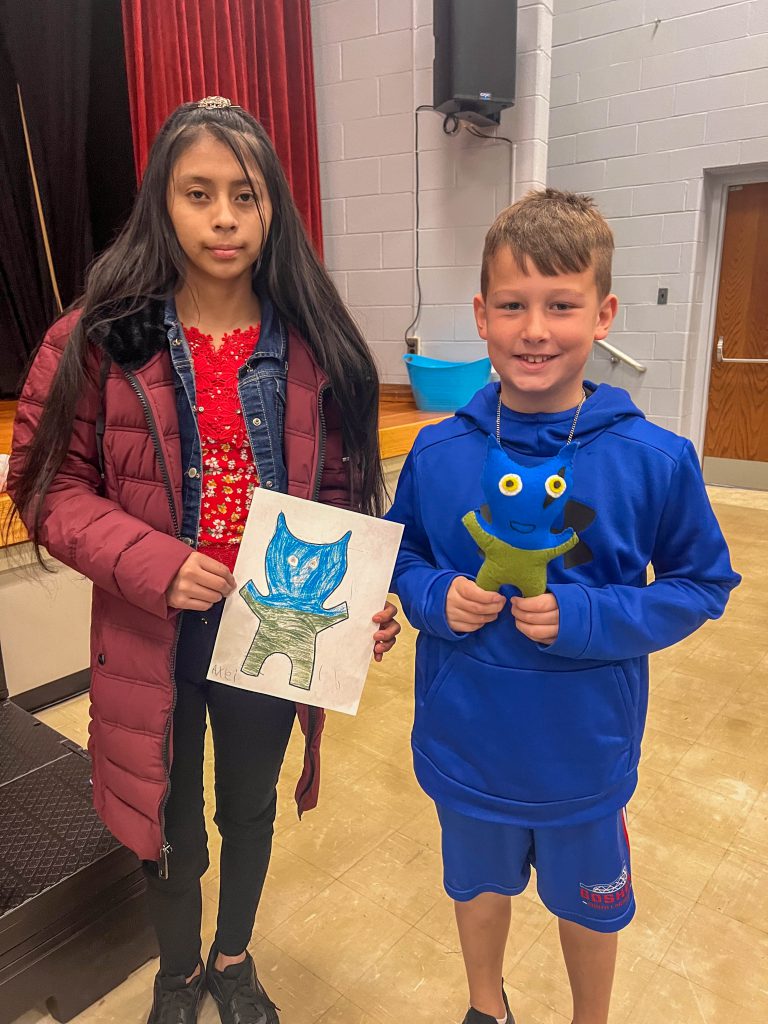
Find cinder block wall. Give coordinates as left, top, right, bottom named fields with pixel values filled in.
left=311, top=0, right=553, bottom=384
left=310, top=0, right=768, bottom=437
left=548, top=0, right=768, bottom=432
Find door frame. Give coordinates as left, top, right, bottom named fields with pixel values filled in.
left=690, top=165, right=768, bottom=455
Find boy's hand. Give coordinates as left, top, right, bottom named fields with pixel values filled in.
left=511, top=593, right=560, bottom=645
left=446, top=577, right=506, bottom=633
left=372, top=601, right=401, bottom=662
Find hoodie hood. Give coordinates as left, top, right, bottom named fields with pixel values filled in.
left=455, top=381, right=646, bottom=456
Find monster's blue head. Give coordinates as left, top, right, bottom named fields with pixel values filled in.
left=260, top=513, right=351, bottom=614
left=479, top=438, right=578, bottom=550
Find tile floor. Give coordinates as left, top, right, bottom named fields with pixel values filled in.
left=13, top=486, right=768, bottom=1024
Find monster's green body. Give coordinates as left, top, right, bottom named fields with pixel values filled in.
left=239, top=588, right=348, bottom=690
left=462, top=511, right=579, bottom=598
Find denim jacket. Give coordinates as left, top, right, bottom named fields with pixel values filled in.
left=164, top=293, right=288, bottom=547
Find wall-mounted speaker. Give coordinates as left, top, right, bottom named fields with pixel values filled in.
left=433, top=0, right=517, bottom=127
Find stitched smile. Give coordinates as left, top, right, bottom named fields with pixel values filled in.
left=509, top=521, right=535, bottom=533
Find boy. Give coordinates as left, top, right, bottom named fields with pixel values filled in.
left=386, top=189, right=739, bottom=1024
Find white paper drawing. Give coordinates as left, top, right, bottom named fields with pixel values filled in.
left=208, top=488, right=403, bottom=715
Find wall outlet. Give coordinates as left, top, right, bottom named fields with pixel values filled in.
left=657, top=288, right=669, bottom=305
left=405, top=335, right=420, bottom=355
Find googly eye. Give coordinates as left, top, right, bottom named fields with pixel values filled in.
left=498, top=473, right=523, bottom=496
left=545, top=474, right=567, bottom=499
left=287, top=555, right=299, bottom=567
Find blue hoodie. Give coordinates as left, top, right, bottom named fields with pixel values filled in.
left=386, top=382, right=740, bottom=828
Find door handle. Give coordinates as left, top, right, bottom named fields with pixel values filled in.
left=716, top=336, right=768, bottom=365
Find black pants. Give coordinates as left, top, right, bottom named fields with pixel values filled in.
left=143, top=603, right=296, bottom=976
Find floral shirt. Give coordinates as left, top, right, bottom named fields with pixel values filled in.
left=185, top=324, right=261, bottom=572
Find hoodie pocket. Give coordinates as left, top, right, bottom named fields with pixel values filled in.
left=417, top=652, right=634, bottom=805
left=418, top=649, right=458, bottom=707
left=614, top=662, right=636, bottom=725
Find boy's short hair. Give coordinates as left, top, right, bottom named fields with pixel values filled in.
left=481, top=188, right=615, bottom=299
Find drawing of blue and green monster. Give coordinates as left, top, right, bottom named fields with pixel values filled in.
left=239, top=513, right=351, bottom=690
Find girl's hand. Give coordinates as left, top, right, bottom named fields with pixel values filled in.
left=372, top=601, right=401, bottom=662
left=166, top=552, right=237, bottom=611
left=446, top=576, right=506, bottom=633
left=511, top=593, right=560, bottom=644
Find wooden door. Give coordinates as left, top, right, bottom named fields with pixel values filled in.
left=703, top=182, right=768, bottom=487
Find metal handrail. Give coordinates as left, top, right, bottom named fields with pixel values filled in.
left=594, top=338, right=647, bottom=373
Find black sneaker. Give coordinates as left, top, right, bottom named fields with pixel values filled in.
left=461, top=983, right=515, bottom=1024
left=146, top=962, right=205, bottom=1024
left=205, top=946, right=279, bottom=1024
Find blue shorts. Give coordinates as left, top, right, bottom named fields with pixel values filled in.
left=437, top=804, right=635, bottom=933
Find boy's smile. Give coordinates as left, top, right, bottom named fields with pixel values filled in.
left=474, top=248, right=618, bottom=414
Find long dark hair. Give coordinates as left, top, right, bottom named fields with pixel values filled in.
left=11, top=101, right=386, bottom=554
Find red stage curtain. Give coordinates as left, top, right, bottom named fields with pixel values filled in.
left=121, top=0, right=323, bottom=253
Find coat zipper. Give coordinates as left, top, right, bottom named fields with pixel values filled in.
left=311, top=383, right=328, bottom=501
left=158, top=617, right=182, bottom=881
left=298, top=383, right=329, bottom=809
left=125, top=370, right=181, bottom=879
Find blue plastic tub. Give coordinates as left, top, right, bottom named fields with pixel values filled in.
left=403, top=353, right=492, bottom=412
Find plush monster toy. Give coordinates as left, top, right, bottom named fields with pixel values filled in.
left=462, top=438, right=580, bottom=598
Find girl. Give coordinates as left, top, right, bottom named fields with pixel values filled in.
left=9, top=98, right=400, bottom=1024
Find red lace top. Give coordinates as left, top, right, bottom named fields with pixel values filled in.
left=185, top=324, right=261, bottom=572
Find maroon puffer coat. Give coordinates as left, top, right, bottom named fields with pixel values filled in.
left=9, top=310, right=352, bottom=865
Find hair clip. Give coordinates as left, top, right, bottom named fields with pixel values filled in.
left=197, top=96, right=232, bottom=109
